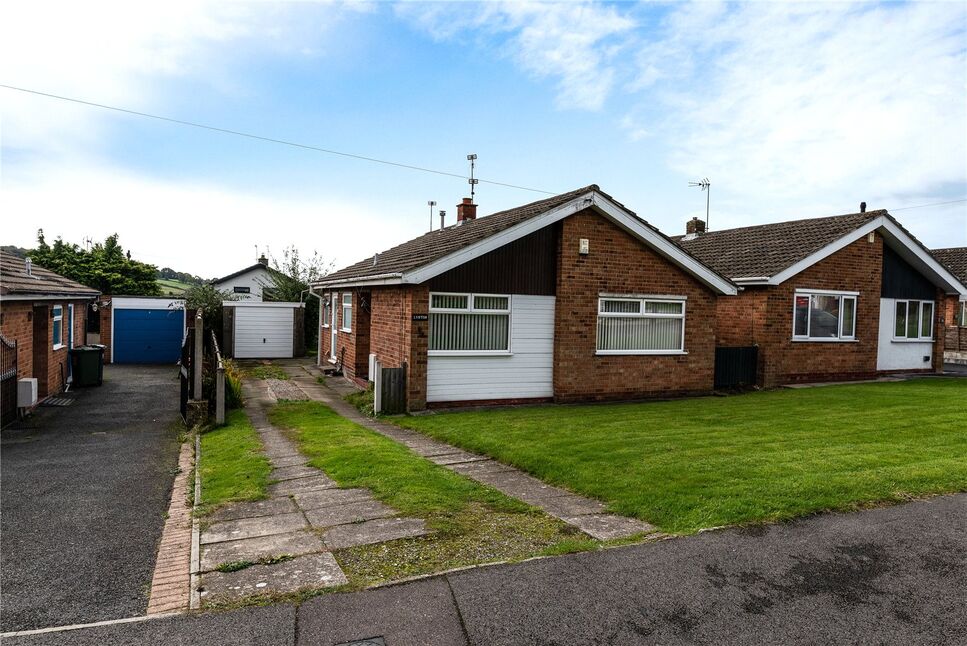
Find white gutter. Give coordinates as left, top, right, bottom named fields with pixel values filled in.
left=0, top=293, right=98, bottom=302
left=312, top=272, right=405, bottom=289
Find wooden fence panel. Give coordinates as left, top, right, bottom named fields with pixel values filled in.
left=714, top=346, right=758, bottom=389
left=379, top=366, right=407, bottom=415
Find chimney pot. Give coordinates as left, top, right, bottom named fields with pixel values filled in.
left=860, top=202, right=867, bottom=213
left=457, top=198, right=477, bottom=223
left=686, top=217, right=707, bottom=236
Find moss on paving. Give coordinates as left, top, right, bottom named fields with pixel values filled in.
left=198, top=409, right=271, bottom=516
left=246, top=365, right=289, bottom=381
left=269, top=401, right=584, bottom=586
left=395, top=379, right=967, bottom=534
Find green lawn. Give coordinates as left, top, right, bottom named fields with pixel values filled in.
left=198, top=410, right=271, bottom=515
left=269, top=402, right=581, bottom=586
left=395, top=379, right=967, bottom=533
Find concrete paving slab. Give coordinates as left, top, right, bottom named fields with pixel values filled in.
left=269, top=454, right=311, bottom=468
left=535, top=495, right=608, bottom=518
left=294, top=488, right=373, bottom=511
left=467, top=470, right=572, bottom=504
left=305, top=500, right=396, bottom=528
left=207, top=498, right=298, bottom=523
left=202, top=513, right=308, bottom=545
left=447, top=459, right=519, bottom=477
left=400, top=442, right=461, bottom=457
left=271, top=465, right=323, bottom=482
left=324, top=517, right=430, bottom=550
left=560, top=514, right=656, bottom=540
left=297, top=577, right=468, bottom=646
left=200, top=553, right=347, bottom=603
left=268, top=475, right=338, bottom=496
left=429, top=452, right=490, bottom=466
left=200, top=531, right=326, bottom=572
left=262, top=445, right=303, bottom=460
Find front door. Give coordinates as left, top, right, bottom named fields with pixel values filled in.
left=329, top=293, right=338, bottom=362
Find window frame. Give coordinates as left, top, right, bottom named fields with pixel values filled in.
left=52, top=304, right=64, bottom=349
left=791, top=289, right=858, bottom=342
left=428, top=292, right=513, bottom=356
left=340, top=293, right=353, bottom=333
left=958, top=301, right=967, bottom=327
left=595, top=295, right=687, bottom=356
left=893, top=298, right=934, bottom=342
left=321, top=293, right=331, bottom=329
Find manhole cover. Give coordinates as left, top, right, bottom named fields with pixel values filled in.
left=335, top=638, right=386, bottom=646
left=41, top=397, right=74, bottom=407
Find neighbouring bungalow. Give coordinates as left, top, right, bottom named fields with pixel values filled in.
left=931, top=246, right=967, bottom=363
left=212, top=254, right=277, bottom=301
left=312, top=185, right=737, bottom=411
left=0, top=250, right=98, bottom=404
left=675, top=207, right=967, bottom=387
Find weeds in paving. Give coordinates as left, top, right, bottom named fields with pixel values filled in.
left=269, top=401, right=592, bottom=587
left=343, top=386, right=375, bottom=416
left=246, top=365, right=289, bottom=381
left=214, top=554, right=295, bottom=573
left=197, top=409, right=271, bottom=516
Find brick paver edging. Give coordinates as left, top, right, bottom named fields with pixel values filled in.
left=145, top=439, right=194, bottom=615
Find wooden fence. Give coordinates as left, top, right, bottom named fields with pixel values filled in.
left=944, top=326, right=967, bottom=352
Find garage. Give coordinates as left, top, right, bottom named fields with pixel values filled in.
left=223, top=301, right=305, bottom=359
left=110, top=297, right=186, bottom=364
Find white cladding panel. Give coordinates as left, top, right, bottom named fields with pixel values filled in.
left=234, top=306, right=295, bottom=358
left=214, top=267, right=276, bottom=301
left=876, top=297, right=934, bottom=370
left=426, top=295, right=554, bottom=402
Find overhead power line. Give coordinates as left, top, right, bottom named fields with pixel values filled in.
left=889, top=198, right=967, bottom=212
left=0, top=83, right=557, bottom=195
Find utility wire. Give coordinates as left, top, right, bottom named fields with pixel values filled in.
left=0, top=83, right=557, bottom=195
left=889, top=198, right=967, bottom=212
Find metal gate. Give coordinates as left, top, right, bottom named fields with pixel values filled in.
left=1, top=334, right=18, bottom=428
left=179, top=327, right=194, bottom=423
left=714, top=346, right=758, bottom=389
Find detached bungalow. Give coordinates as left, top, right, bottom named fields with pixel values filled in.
left=0, top=251, right=98, bottom=401
left=212, top=255, right=277, bottom=301
left=313, top=185, right=736, bottom=410
left=931, top=247, right=967, bottom=362
left=675, top=209, right=967, bottom=387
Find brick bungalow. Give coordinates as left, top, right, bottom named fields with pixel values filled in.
left=675, top=209, right=967, bottom=387
left=0, top=250, right=98, bottom=401
left=931, top=247, right=967, bottom=363
left=312, top=185, right=737, bottom=410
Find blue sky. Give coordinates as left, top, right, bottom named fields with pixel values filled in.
left=2, top=1, right=965, bottom=277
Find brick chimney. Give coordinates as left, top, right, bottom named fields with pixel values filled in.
left=457, top=198, right=477, bottom=223
left=258, top=253, right=268, bottom=266
left=686, top=217, right=706, bottom=236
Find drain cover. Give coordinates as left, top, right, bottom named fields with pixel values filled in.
left=335, top=638, right=386, bottom=646
left=41, top=397, right=74, bottom=407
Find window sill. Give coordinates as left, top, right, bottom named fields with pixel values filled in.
left=322, top=325, right=330, bottom=329
left=790, top=338, right=858, bottom=343
left=53, top=344, right=65, bottom=351
left=339, top=328, right=352, bottom=333
left=595, top=350, right=688, bottom=356
left=891, top=338, right=933, bottom=343
left=428, top=350, right=513, bottom=357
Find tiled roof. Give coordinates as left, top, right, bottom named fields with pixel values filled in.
left=673, top=211, right=885, bottom=279
left=320, top=185, right=605, bottom=284
left=932, top=247, right=967, bottom=284
left=0, top=250, right=99, bottom=298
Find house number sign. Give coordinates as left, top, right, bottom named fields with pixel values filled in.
left=411, top=314, right=428, bottom=321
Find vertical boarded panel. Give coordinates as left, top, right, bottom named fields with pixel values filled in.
left=380, top=367, right=407, bottom=414
left=714, top=346, right=758, bottom=388
left=293, top=308, right=305, bottom=358
left=222, top=307, right=235, bottom=359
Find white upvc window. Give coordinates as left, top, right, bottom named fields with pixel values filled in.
left=52, top=305, right=64, bottom=349
left=958, top=301, right=966, bottom=327
left=596, top=295, right=686, bottom=355
left=792, top=290, right=857, bottom=341
left=322, top=293, right=331, bottom=328
left=341, top=293, right=352, bottom=332
left=429, top=292, right=511, bottom=354
left=893, top=299, right=934, bottom=341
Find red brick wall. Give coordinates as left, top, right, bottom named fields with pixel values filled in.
left=553, top=208, right=718, bottom=401
left=100, top=297, right=114, bottom=363
left=2, top=299, right=88, bottom=398
left=318, top=290, right=371, bottom=381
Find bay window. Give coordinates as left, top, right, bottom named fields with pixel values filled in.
left=894, top=299, right=933, bottom=340
left=429, top=292, right=510, bottom=354
left=792, top=290, right=857, bottom=341
left=596, top=296, right=686, bottom=354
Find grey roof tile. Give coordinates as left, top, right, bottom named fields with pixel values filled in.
left=932, top=247, right=967, bottom=284
left=0, top=250, right=99, bottom=298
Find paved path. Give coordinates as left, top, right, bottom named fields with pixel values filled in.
left=196, top=380, right=429, bottom=604
left=0, top=365, right=182, bottom=632
left=6, top=494, right=964, bottom=645
left=283, top=363, right=656, bottom=541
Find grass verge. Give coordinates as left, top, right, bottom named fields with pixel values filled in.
left=395, top=379, right=967, bottom=534
left=198, top=409, right=271, bottom=516
left=269, top=401, right=584, bottom=586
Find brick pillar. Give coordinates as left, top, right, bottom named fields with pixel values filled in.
left=406, top=286, right=429, bottom=411
left=933, top=287, right=946, bottom=370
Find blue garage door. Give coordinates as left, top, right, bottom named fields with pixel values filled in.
left=114, top=309, right=184, bottom=364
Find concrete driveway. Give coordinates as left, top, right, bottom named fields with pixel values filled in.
left=1, top=365, right=182, bottom=632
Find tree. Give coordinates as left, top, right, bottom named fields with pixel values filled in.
left=264, top=246, right=332, bottom=349
left=28, top=231, right=161, bottom=296
left=183, top=283, right=237, bottom=347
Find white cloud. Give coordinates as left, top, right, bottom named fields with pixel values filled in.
left=0, top=161, right=414, bottom=277
left=398, top=1, right=636, bottom=110
left=635, top=2, right=967, bottom=208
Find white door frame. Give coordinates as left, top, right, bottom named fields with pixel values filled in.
left=329, top=292, right=338, bottom=362
left=67, top=303, right=75, bottom=381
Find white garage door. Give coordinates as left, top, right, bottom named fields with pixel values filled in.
left=234, top=306, right=295, bottom=359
